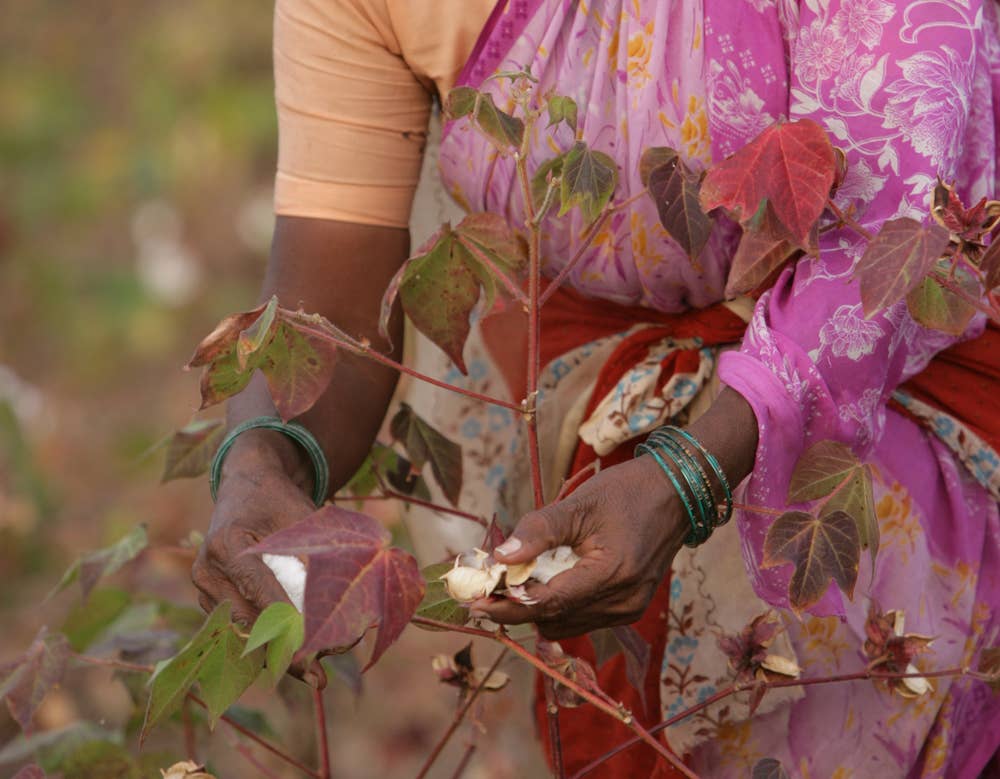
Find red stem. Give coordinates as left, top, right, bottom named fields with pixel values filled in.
left=331, top=491, right=488, bottom=527
left=414, top=648, right=509, bottom=779
left=571, top=664, right=981, bottom=778
left=449, top=743, right=477, bottom=779
left=293, top=319, right=522, bottom=413
left=826, top=198, right=874, bottom=242
left=233, top=741, right=285, bottom=779
left=930, top=270, right=1000, bottom=325
left=543, top=677, right=566, bottom=778
left=314, top=687, right=331, bottom=779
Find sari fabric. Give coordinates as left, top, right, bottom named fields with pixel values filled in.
left=438, top=0, right=1000, bottom=776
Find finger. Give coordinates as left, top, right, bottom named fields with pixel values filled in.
left=493, top=501, right=585, bottom=564
left=474, top=556, right=614, bottom=624
left=227, top=552, right=294, bottom=615
left=193, top=555, right=260, bottom=623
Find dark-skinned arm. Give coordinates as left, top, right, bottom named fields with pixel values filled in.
left=191, top=216, right=409, bottom=642
left=473, top=387, right=759, bottom=639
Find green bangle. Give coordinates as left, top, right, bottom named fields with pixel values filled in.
left=666, top=426, right=733, bottom=525
left=210, top=416, right=330, bottom=507
left=650, top=432, right=713, bottom=542
left=635, top=441, right=702, bottom=547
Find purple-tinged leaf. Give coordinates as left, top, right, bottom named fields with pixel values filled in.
left=855, top=218, right=950, bottom=317
left=700, top=119, right=836, bottom=244
left=559, top=141, right=618, bottom=224
left=762, top=510, right=860, bottom=611
left=389, top=403, right=463, bottom=506
left=980, top=239, right=1000, bottom=291
left=0, top=628, right=70, bottom=733
left=161, top=419, right=224, bottom=482
left=247, top=506, right=425, bottom=669
left=537, top=640, right=600, bottom=708
left=639, top=147, right=679, bottom=188
left=726, top=202, right=800, bottom=297
left=931, top=178, right=1000, bottom=243
left=531, top=154, right=565, bottom=212
left=589, top=626, right=651, bottom=705
left=473, top=92, right=524, bottom=149
left=752, top=758, right=790, bottom=779
left=646, top=154, right=714, bottom=261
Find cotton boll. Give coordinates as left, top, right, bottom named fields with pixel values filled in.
left=440, top=558, right=504, bottom=602
left=530, top=546, right=580, bottom=584
left=263, top=553, right=306, bottom=612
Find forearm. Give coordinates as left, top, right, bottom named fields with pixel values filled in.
left=684, top=386, right=759, bottom=495
left=221, top=216, right=409, bottom=495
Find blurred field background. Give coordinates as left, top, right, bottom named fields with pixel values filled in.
left=0, top=2, right=543, bottom=777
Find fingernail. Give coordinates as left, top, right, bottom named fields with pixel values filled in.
left=469, top=609, right=489, bottom=620
left=495, top=537, right=521, bottom=557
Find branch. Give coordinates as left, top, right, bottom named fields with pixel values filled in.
left=826, top=198, right=874, bottom=242
left=373, top=468, right=489, bottom=527
left=570, top=664, right=987, bottom=778
left=449, top=743, right=477, bottom=779
left=414, top=648, right=509, bottom=779
left=314, top=687, right=331, bottom=779
left=543, top=677, right=566, bottom=778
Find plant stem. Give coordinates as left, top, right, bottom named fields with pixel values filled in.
left=414, top=648, right=509, bottom=779
left=543, top=677, right=566, bottom=778
left=449, top=743, right=477, bottom=779
left=570, top=664, right=985, bottom=778
left=233, top=741, right=285, bottom=779
left=331, top=491, right=489, bottom=527
left=733, top=501, right=784, bottom=518
left=314, top=687, right=331, bottom=779
left=929, top=270, right=1000, bottom=325
left=292, top=319, right=522, bottom=412
left=826, top=198, right=874, bottom=242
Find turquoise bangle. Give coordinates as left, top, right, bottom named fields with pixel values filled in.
left=666, top=426, right=733, bottom=525
left=650, top=432, right=713, bottom=543
left=210, top=416, right=330, bottom=507
left=635, top=441, right=702, bottom=547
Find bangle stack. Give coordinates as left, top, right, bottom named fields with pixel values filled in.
left=635, top=425, right=733, bottom=547
left=209, top=416, right=330, bottom=507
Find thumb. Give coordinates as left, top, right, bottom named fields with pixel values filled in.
left=493, top=506, right=574, bottom=564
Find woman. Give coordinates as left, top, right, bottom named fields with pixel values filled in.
left=191, top=0, right=1000, bottom=775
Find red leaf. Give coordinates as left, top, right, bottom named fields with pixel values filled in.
left=0, top=628, right=70, bottom=733
left=161, top=419, right=224, bottom=482
left=762, top=510, right=860, bottom=611
left=247, top=506, right=425, bottom=669
left=726, top=202, right=800, bottom=297
left=980, top=239, right=1000, bottom=291
left=700, top=119, right=836, bottom=244
left=931, top=179, right=1000, bottom=242
left=13, top=767, right=47, bottom=779
left=855, top=218, right=950, bottom=318
left=645, top=153, right=714, bottom=260
left=718, top=612, right=782, bottom=683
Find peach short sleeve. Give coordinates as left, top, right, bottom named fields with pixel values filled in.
left=273, top=0, right=494, bottom=228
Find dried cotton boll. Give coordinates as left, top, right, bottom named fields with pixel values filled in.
left=898, top=664, right=934, bottom=698
left=760, top=654, right=801, bottom=678
left=263, top=553, right=306, bottom=612
left=161, top=762, right=216, bottom=779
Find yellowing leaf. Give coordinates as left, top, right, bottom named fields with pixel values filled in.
left=906, top=269, right=978, bottom=336
left=443, top=86, right=478, bottom=120
left=788, top=441, right=864, bottom=503
left=855, top=218, right=950, bottom=317
left=142, top=602, right=264, bottom=742
left=762, top=510, right=860, bottom=611
left=559, top=141, right=618, bottom=224
left=161, top=420, right=224, bottom=483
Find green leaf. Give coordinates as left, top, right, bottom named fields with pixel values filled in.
left=243, top=602, right=304, bottom=687
left=762, top=510, right=860, bottom=611
left=141, top=602, right=264, bottom=741
left=788, top=441, right=864, bottom=504
left=160, top=419, right=224, bottom=483
left=473, top=92, right=524, bottom=149
left=389, top=403, right=463, bottom=506
left=415, top=563, right=469, bottom=627
left=906, top=268, right=978, bottom=336
left=547, top=95, right=578, bottom=133
left=444, top=86, right=478, bottom=120
left=531, top=154, right=565, bottom=212
left=236, top=295, right=278, bottom=370
left=344, top=444, right=431, bottom=502
left=62, top=588, right=131, bottom=652
left=855, top=218, right=951, bottom=318
left=559, top=141, right=618, bottom=224
left=44, top=740, right=138, bottom=779
left=821, top=465, right=879, bottom=570
left=53, top=525, right=148, bottom=600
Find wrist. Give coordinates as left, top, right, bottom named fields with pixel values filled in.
left=219, top=428, right=316, bottom=497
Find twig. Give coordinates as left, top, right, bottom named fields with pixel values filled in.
left=414, top=648, right=509, bottom=779
left=449, top=743, right=477, bottom=779
left=733, top=501, right=784, bottom=518
left=314, top=687, right=331, bottom=779
left=331, top=490, right=489, bottom=527
left=291, top=319, right=522, bottom=413
left=929, top=270, right=1000, bottom=325
left=233, top=741, right=285, bottom=779
left=826, top=198, right=874, bottom=242
left=543, top=677, right=566, bottom=778
left=570, top=664, right=986, bottom=778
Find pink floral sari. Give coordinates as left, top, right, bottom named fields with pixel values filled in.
left=435, top=0, right=1000, bottom=775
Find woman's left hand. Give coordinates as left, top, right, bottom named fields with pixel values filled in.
left=471, top=453, right=689, bottom=639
